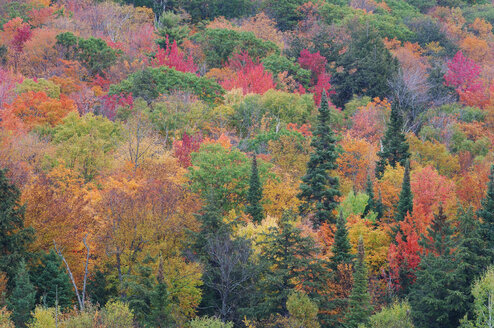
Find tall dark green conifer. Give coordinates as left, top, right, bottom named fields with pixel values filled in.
left=254, top=210, right=330, bottom=319
left=409, top=207, right=463, bottom=328
left=394, top=161, right=413, bottom=223
left=454, top=206, right=492, bottom=321
left=31, top=249, right=73, bottom=310
left=363, top=174, right=375, bottom=218
left=298, top=92, right=341, bottom=228
left=375, top=189, right=384, bottom=221
left=375, top=103, right=410, bottom=179
left=246, top=155, right=264, bottom=224
left=7, top=261, right=35, bottom=328
left=0, top=169, right=34, bottom=288
left=478, top=164, right=494, bottom=252
left=147, top=257, right=174, bottom=328
left=346, top=237, right=372, bottom=328
left=330, top=212, right=354, bottom=271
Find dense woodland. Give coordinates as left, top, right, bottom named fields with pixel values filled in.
left=1, top=0, right=494, bottom=327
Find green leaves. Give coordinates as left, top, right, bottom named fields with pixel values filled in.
left=52, top=112, right=121, bottom=181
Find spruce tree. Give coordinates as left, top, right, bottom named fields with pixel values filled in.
left=454, top=206, right=492, bottom=321
left=409, top=207, right=463, bottom=328
left=246, top=155, right=264, bottom=224
left=7, top=260, right=35, bottom=328
left=0, top=169, right=34, bottom=288
left=478, top=164, right=494, bottom=252
left=375, top=102, right=410, bottom=179
left=147, top=257, right=174, bottom=327
left=394, top=161, right=413, bottom=223
left=298, top=92, right=341, bottom=228
left=363, top=174, right=375, bottom=218
left=346, top=237, right=372, bottom=328
left=255, top=210, right=330, bottom=319
left=330, top=212, right=354, bottom=271
left=31, top=249, right=73, bottom=310
left=329, top=212, right=355, bottom=326
left=375, top=189, right=384, bottom=221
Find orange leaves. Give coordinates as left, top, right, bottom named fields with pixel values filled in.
left=2, top=91, right=76, bottom=130
left=411, top=166, right=457, bottom=221
left=350, top=97, right=391, bottom=144
left=460, top=36, right=490, bottom=63
left=22, top=166, right=97, bottom=284
left=336, top=134, right=377, bottom=192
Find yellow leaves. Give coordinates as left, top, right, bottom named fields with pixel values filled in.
left=161, top=257, right=203, bottom=325
left=235, top=215, right=279, bottom=255
left=347, top=216, right=390, bottom=275
left=336, top=134, right=377, bottom=191
left=376, top=164, right=405, bottom=223
left=263, top=174, right=302, bottom=218
left=461, top=36, right=490, bottom=63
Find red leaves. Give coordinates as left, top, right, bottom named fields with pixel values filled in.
left=173, top=132, right=203, bottom=168
left=444, top=51, right=482, bottom=94
left=388, top=214, right=422, bottom=291
left=312, top=72, right=334, bottom=106
left=298, top=49, right=327, bottom=84
left=99, top=93, right=134, bottom=121
left=221, top=52, right=276, bottom=95
left=152, top=36, right=197, bottom=73
left=11, top=24, right=32, bottom=53
left=297, top=49, right=334, bottom=106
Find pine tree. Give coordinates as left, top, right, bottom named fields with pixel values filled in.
left=31, top=249, right=73, bottom=310
left=147, top=257, right=174, bottom=328
left=298, top=92, right=341, bottom=228
left=375, top=189, right=384, bottom=221
left=394, top=161, right=413, bottom=223
left=330, top=212, right=354, bottom=271
left=346, top=237, right=372, bottom=328
left=246, top=155, right=264, bottom=224
left=87, top=266, right=117, bottom=307
left=255, top=210, right=330, bottom=319
left=363, top=174, right=375, bottom=218
left=454, top=206, right=492, bottom=321
left=375, top=102, right=410, bottom=179
left=0, top=169, right=34, bottom=288
left=7, top=260, right=35, bottom=328
left=409, top=207, right=463, bottom=328
left=478, top=164, right=494, bottom=252
left=328, top=212, right=354, bottom=326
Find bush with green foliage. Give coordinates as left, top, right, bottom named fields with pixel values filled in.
left=109, top=67, right=225, bottom=105
left=56, top=32, right=119, bottom=76
left=189, top=316, right=233, bottom=328
left=359, top=301, right=414, bottom=328
left=191, top=28, right=279, bottom=68
left=15, top=79, right=61, bottom=99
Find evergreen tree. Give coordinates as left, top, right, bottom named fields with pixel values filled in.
left=409, top=207, right=463, bottom=328
left=331, top=26, right=399, bottom=108
left=375, top=189, right=384, bottom=222
left=394, top=161, right=413, bottom=223
left=330, top=212, right=354, bottom=271
left=0, top=169, right=34, bottom=288
left=478, top=164, right=494, bottom=252
left=31, top=249, right=73, bottom=310
left=147, top=257, right=174, bottom=328
left=246, top=155, right=264, bottom=224
left=375, top=103, right=410, bottom=179
left=254, top=210, right=330, bottom=319
left=328, top=212, right=354, bottom=326
left=363, top=174, right=375, bottom=218
left=87, top=266, right=117, bottom=307
left=454, top=206, right=491, bottom=321
left=346, top=237, right=372, bottom=328
left=298, top=92, right=341, bottom=228
left=7, top=260, right=35, bottom=328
